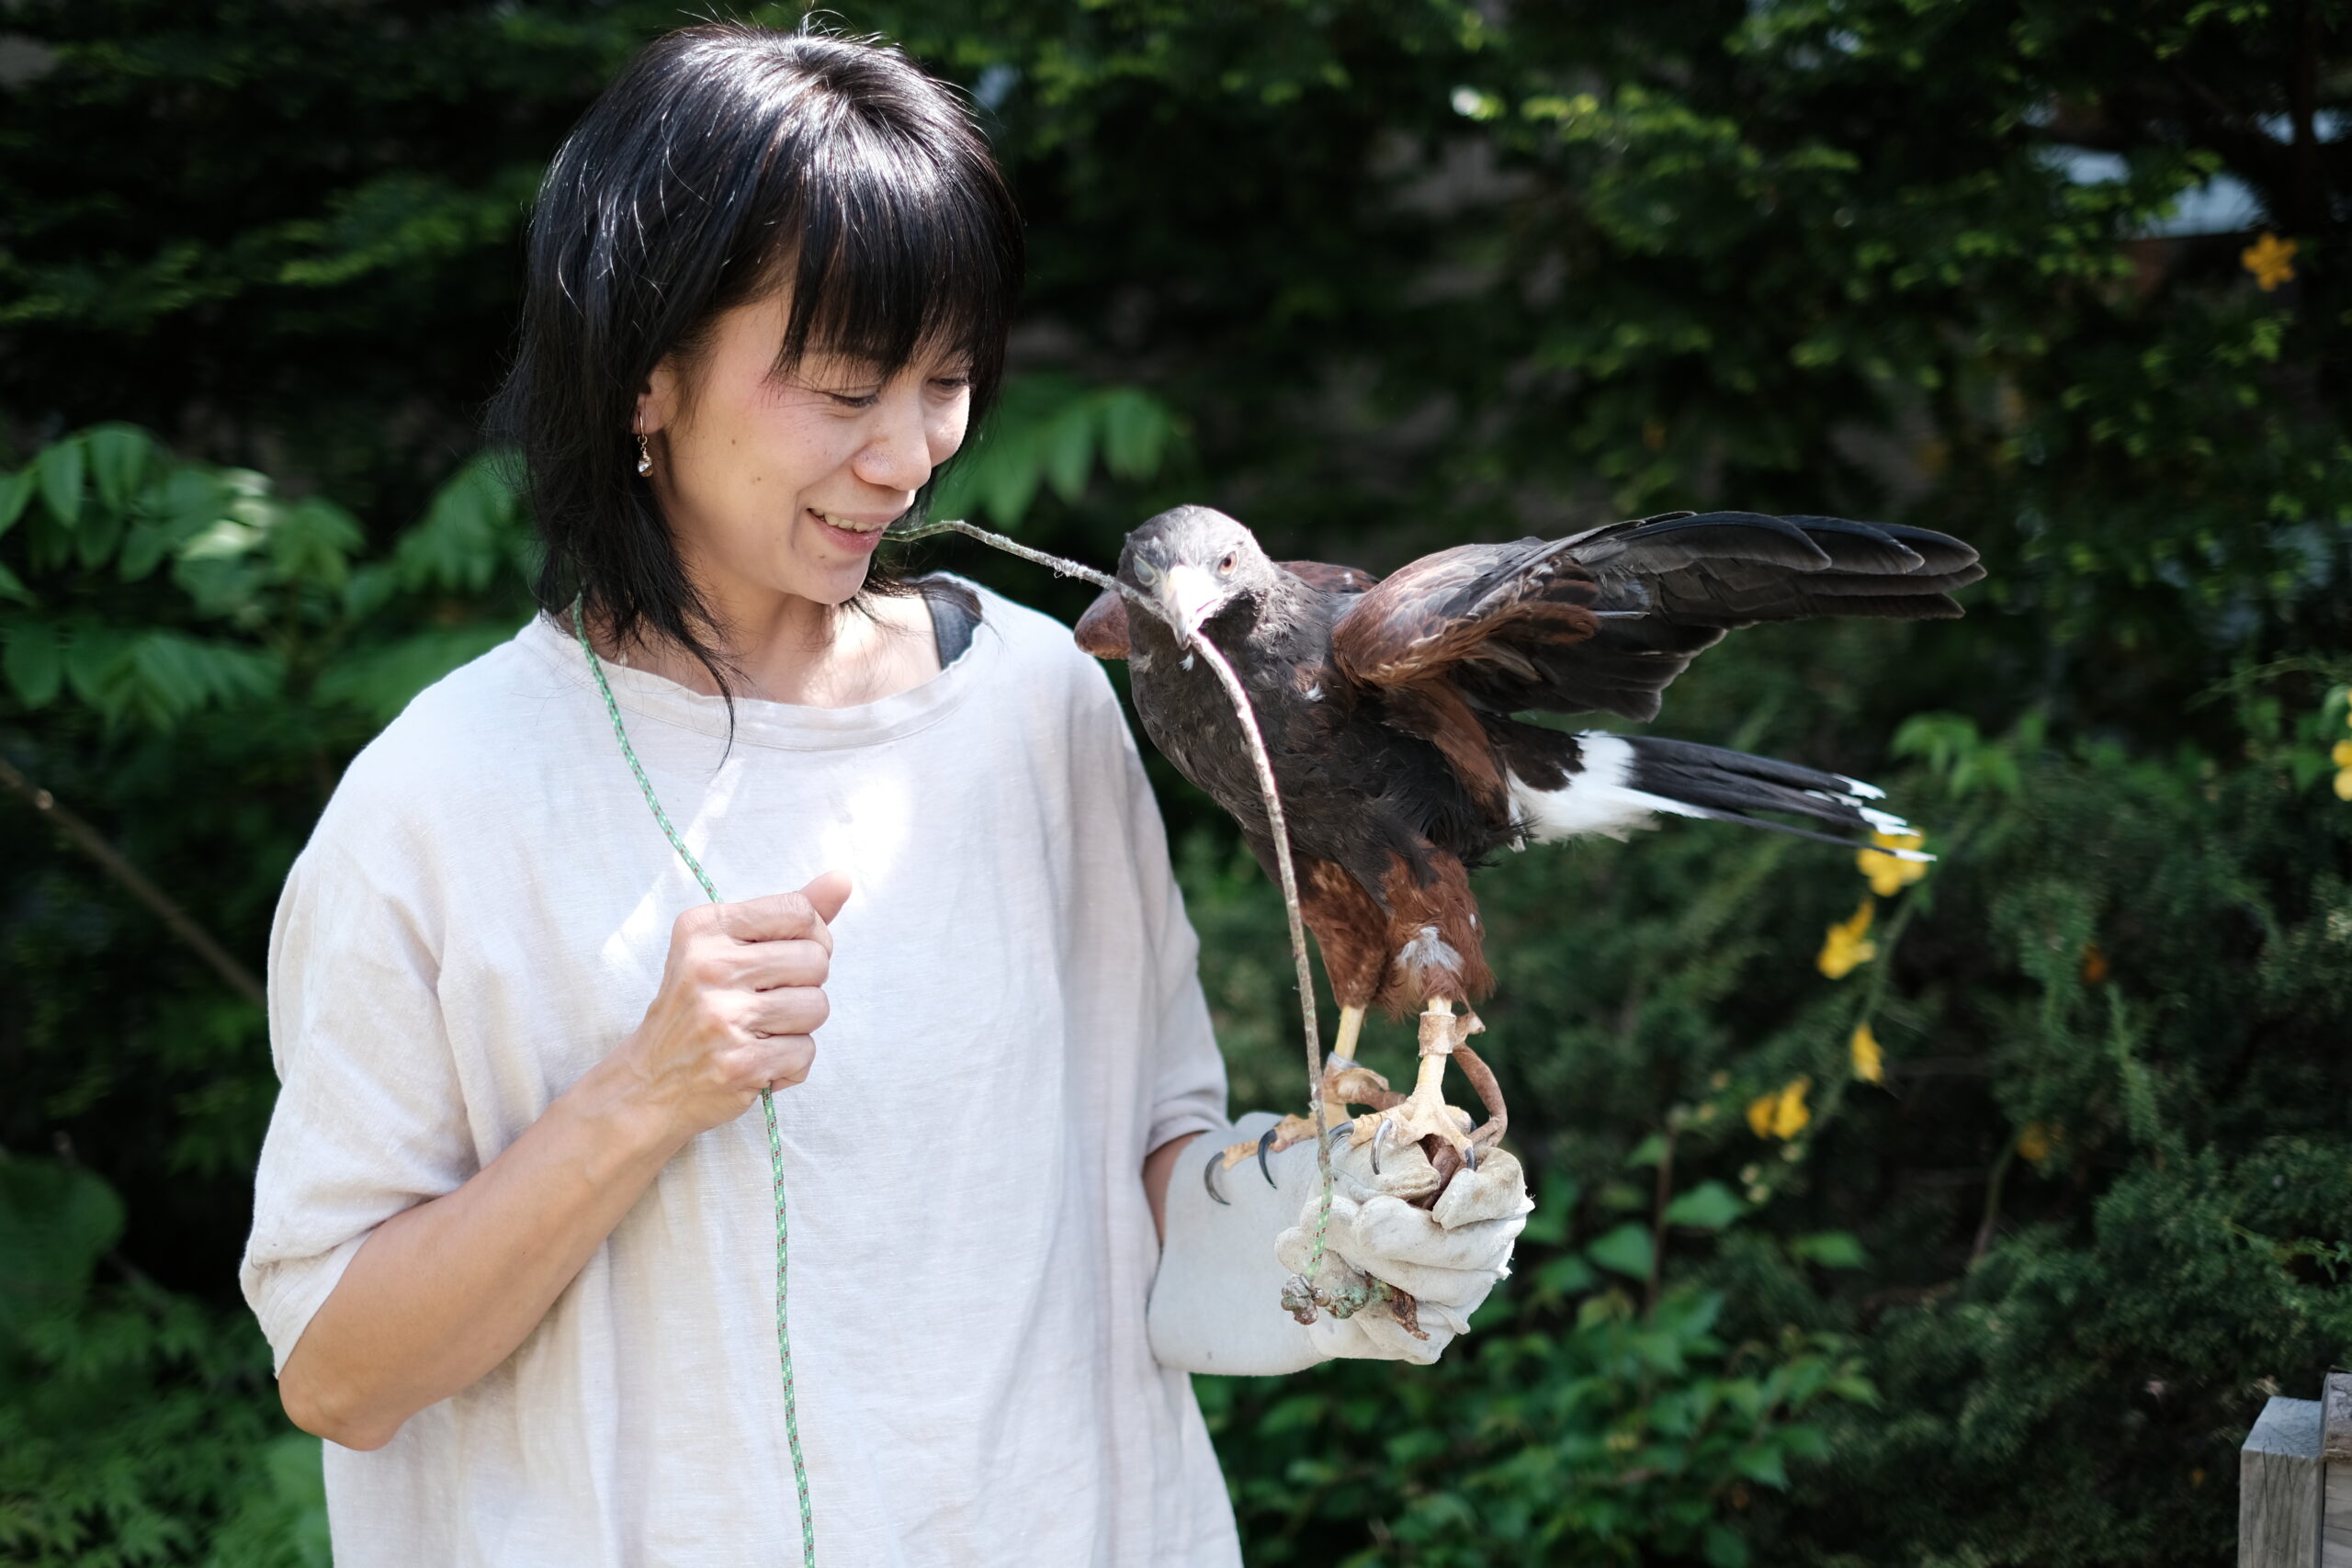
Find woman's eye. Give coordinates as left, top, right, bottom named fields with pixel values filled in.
left=929, top=374, right=972, bottom=394
left=822, top=389, right=882, bottom=411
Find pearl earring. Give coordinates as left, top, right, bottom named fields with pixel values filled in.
left=635, top=434, right=653, bottom=477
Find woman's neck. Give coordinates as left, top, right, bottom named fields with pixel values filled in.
left=591, top=587, right=940, bottom=709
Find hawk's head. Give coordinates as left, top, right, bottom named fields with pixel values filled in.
left=1118, top=505, right=1280, bottom=649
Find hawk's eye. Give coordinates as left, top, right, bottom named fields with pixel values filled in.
left=1217, top=552, right=1238, bottom=576
left=1135, top=559, right=1159, bottom=584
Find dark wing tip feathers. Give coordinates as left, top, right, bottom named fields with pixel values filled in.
left=1597, top=511, right=1981, bottom=602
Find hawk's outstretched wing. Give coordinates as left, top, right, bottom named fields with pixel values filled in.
left=1331, top=511, right=1982, bottom=722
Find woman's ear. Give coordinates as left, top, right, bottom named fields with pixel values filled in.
left=636, top=362, right=681, bottom=437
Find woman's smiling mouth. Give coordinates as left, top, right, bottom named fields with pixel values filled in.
left=808, top=508, right=890, bottom=552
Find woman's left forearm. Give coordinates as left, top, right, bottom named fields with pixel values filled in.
left=1144, top=1131, right=1203, bottom=1245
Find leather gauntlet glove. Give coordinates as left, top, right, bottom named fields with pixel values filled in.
left=1148, top=1111, right=1530, bottom=1375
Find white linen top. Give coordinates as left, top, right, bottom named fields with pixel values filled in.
left=239, top=586, right=1240, bottom=1567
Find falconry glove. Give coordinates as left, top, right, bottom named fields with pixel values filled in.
left=1148, top=1111, right=1531, bottom=1375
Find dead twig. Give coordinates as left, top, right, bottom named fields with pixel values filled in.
left=1971, top=1141, right=2016, bottom=1265
left=0, top=751, right=265, bottom=1007
left=890, top=516, right=1337, bottom=1219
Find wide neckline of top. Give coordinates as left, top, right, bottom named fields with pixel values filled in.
left=517, top=592, right=996, bottom=753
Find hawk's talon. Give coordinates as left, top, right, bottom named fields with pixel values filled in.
left=1256, top=1125, right=1280, bottom=1189
left=1203, top=1149, right=1230, bottom=1206
left=1369, top=1117, right=1396, bottom=1175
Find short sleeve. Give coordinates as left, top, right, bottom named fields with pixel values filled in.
left=1114, top=716, right=1227, bottom=1155
left=238, top=817, right=473, bottom=1374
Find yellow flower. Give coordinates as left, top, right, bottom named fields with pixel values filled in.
left=1857, top=829, right=1929, bottom=897
left=1849, top=1021, right=1884, bottom=1084
left=1747, top=1077, right=1813, bottom=1140
left=2242, top=233, right=2299, bottom=291
left=2337, top=768, right=2352, bottom=803
left=1817, top=898, right=1878, bottom=979
left=2017, top=1122, right=2061, bottom=1163
left=2333, top=739, right=2352, bottom=802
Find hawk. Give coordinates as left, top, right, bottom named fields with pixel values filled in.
left=1073, top=506, right=1981, bottom=1182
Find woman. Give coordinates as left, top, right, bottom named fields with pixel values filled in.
left=240, top=24, right=1525, bottom=1565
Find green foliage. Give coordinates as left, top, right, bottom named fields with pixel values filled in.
left=5, top=0, right=2352, bottom=1562
left=0, top=1156, right=322, bottom=1567
left=932, top=375, right=1186, bottom=529
left=0, top=428, right=535, bottom=731
left=1199, top=1281, right=1869, bottom=1568
left=1188, top=651, right=2352, bottom=1564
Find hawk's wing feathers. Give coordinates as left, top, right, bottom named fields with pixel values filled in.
left=1327, top=536, right=1604, bottom=688
left=1333, top=511, right=1982, bottom=723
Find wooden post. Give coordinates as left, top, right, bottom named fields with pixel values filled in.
left=2244, top=1395, right=2324, bottom=1568
left=2322, top=1374, right=2352, bottom=1568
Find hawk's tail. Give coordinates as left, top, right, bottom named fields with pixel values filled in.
left=1506, top=732, right=1926, bottom=855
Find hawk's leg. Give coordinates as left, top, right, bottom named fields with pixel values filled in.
left=1214, top=1004, right=1389, bottom=1187
left=1351, top=998, right=1477, bottom=1163
left=1428, top=1043, right=1510, bottom=1190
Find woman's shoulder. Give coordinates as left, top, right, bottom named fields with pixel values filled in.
left=309, top=618, right=575, bottom=860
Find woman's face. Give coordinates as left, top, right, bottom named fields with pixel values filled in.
left=638, top=289, right=974, bottom=615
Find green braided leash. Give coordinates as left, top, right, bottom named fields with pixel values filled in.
left=569, top=599, right=819, bottom=1568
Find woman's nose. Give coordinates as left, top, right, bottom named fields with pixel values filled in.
left=851, top=385, right=934, bottom=493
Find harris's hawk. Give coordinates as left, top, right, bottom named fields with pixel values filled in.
left=1074, top=506, right=1981, bottom=1177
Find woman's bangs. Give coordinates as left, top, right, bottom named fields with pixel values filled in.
left=771, top=127, right=1015, bottom=389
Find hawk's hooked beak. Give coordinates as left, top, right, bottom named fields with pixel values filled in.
left=1155, top=563, right=1228, bottom=650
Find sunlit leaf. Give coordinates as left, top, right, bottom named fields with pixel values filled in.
left=84, top=423, right=155, bottom=513
left=1099, top=386, right=1174, bottom=479
left=3, top=618, right=62, bottom=705
left=1586, top=1222, right=1655, bottom=1279
left=396, top=453, right=520, bottom=593
left=1536, top=1253, right=1599, bottom=1294
left=0, top=1159, right=125, bottom=1330
left=267, top=497, right=365, bottom=589
left=1733, top=1446, right=1789, bottom=1489
left=1662, top=1180, right=1743, bottom=1230
left=74, top=495, right=124, bottom=570
left=1043, top=400, right=1097, bottom=502
left=0, top=466, right=34, bottom=537
left=121, top=630, right=281, bottom=726
left=1788, top=1230, right=1866, bottom=1269
left=36, top=435, right=84, bottom=528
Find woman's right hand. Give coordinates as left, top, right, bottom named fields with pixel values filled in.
left=278, top=867, right=855, bottom=1450
left=606, top=871, right=853, bottom=1145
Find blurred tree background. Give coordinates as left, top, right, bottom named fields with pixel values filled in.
left=4, top=0, right=2351, bottom=1562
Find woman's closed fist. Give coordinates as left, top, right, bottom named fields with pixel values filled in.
left=614, top=871, right=852, bottom=1143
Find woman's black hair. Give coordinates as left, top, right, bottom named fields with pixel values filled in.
left=490, top=21, right=1023, bottom=692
